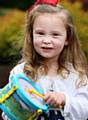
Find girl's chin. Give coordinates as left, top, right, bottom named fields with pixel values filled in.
left=40, top=55, right=57, bottom=59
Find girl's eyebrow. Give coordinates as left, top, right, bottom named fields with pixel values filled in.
left=34, top=28, right=60, bottom=31
left=34, top=29, right=43, bottom=31
left=51, top=30, right=60, bottom=32
left=51, top=30, right=62, bottom=34
left=34, top=28, right=45, bottom=32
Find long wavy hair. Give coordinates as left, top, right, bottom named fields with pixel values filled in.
left=22, top=4, right=87, bottom=87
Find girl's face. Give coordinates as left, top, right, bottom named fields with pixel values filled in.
left=33, top=13, right=68, bottom=60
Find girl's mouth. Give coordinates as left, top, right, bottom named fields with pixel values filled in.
left=41, top=47, right=53, bottom=52
left=42, top=47, right=53, bottom=49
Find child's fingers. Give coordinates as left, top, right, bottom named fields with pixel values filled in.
left=44, top=92, right=55, bottom=104
left=44, top=92, right=51, bottom=101
left=44, top=92, right=65, bottom=109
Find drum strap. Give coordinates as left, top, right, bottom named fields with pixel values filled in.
left=0, top=85, right=18, bottom=103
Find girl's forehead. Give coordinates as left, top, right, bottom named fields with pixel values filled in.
left=33, top=13, right=66, bottom=27
left=35, top=12, right=63, bottom=18
left=33, top=13, right=66, bottom=32
left=34, top=12, right=66, bottom=24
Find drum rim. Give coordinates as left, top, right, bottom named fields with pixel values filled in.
left=0, top=86, right=17, bottom=120
left=11, top=74, right=49, bottom=113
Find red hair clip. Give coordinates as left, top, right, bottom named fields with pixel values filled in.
left=28, top=0, right=59, bottom=12
left=35, top=0, right=59, bottom=6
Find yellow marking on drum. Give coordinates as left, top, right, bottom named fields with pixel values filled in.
left=0, top=85, right=18, bottom=103
left=28, top=109, right=43, bottom=120
left=29, top=89, right=44, bottom=99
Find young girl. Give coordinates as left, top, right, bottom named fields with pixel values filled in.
left=2, top=0, right=88, bottom=120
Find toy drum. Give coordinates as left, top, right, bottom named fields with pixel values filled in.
left=0, top=74, right=49, bottom=120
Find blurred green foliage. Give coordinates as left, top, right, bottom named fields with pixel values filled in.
left=0, top=9, right=25, bottom=64
left=62, top=2, right=88, bottom=61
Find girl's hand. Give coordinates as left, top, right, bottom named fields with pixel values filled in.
left=44, top=92, right=66, bottom=109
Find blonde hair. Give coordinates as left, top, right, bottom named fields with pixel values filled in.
left=22, top=4, right=87, bottom=87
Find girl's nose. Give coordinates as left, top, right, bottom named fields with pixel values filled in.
left=42, top=36, right=51, bottom=44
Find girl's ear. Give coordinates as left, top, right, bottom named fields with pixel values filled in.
left=64, top=39, right=69, bottom=46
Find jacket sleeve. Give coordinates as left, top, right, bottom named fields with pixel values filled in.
left=9, top=62, right=25, bottom=82
left=63, top=76, right=88, bottom=120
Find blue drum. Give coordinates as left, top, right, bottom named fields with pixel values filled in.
left=0, top=74, right=49, bottom=120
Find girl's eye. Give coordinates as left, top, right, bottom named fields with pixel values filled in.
left=52, top=33, right=62, bottom=38
left=52, top=33, right=60, bottom=36
left=37, top=32, right=45, bottom=35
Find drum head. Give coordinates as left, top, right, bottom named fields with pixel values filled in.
left=11, top=74, right=48, bottom=113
